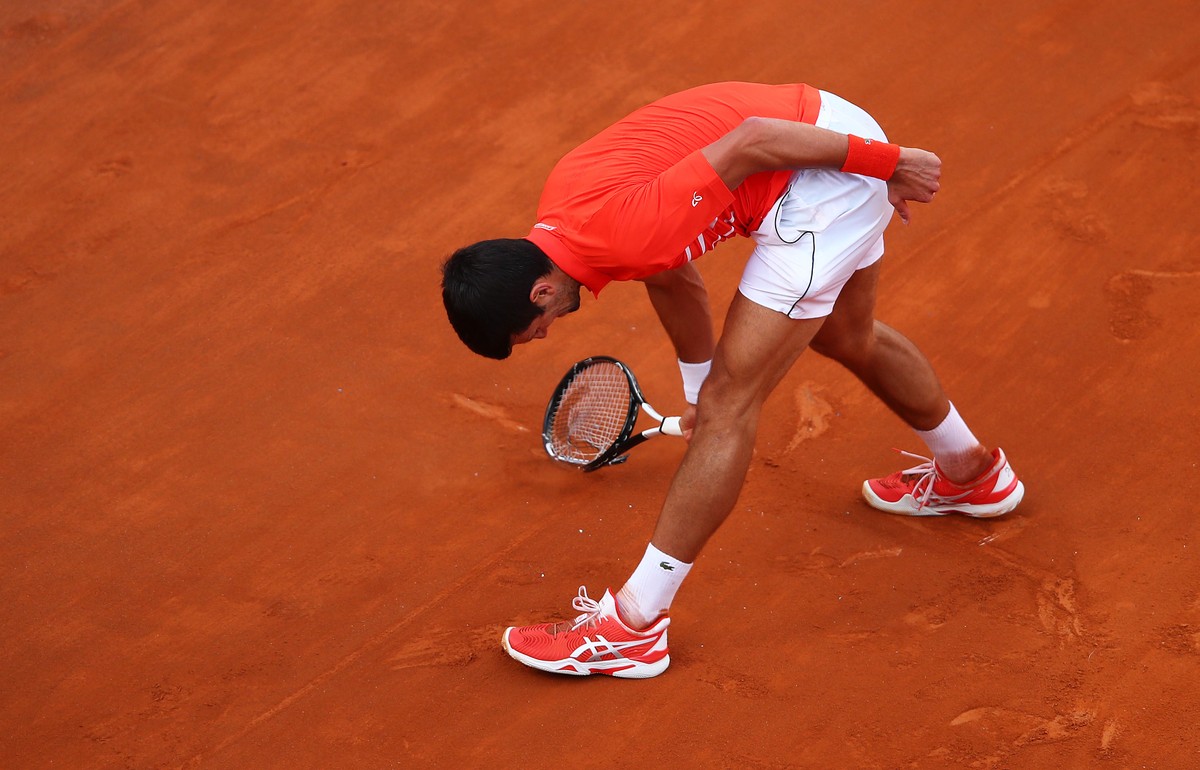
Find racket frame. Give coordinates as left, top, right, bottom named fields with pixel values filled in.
left=542, top=355, right=681, bottom=472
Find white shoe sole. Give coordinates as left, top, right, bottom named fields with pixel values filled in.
left=862, top=480, right=1025, bottom=518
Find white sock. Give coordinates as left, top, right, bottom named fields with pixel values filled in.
left=916, top=402, right=984, bottom=480
left=616, top=544, right=692, bottom=629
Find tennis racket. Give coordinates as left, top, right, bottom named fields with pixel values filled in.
left=542, top=356, right=683, bottom=472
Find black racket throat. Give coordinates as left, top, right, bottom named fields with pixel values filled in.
left=587, top=427, right=652, bottom=471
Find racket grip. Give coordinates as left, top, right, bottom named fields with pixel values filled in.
left=660, top=416, right=684, bottom=437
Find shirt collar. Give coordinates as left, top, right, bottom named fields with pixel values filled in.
left=526, top=225, right=610, bottom=296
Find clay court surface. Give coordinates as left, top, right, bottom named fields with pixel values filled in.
left=3, top=1, right=1199, bottom=767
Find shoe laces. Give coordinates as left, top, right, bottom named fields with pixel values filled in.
left=894, top=450, right=940, bottom=512
left=545, top=587, right=604, bottom=636
left=569, top=587, right=603, bottom=631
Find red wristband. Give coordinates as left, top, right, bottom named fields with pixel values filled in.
left=841, top=134, right=901, bottom=180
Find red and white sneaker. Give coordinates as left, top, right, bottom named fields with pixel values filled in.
left=862, top=447, right=1024, bottom=518
left=502, top=587, right=670, bottom=678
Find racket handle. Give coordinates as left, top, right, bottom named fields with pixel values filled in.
left=660, top=416, right=683, bottom=437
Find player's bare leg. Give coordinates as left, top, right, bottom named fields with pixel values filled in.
left=808, top=261, right=993, bottom=482
left=811, top=261, right=1023, bottom=517
left=500, top=294, right=819, bottom=675
left=648, top=292, right=826, bottom=564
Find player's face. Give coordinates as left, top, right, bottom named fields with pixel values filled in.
left=511, top=287, right=581, bottom=347
left=511, top=311, right=556, bottom=345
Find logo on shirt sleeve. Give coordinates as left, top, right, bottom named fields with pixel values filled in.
left=691, top=192, right=703, bottom=208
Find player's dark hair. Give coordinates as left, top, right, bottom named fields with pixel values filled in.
left=441, top=238, right=553, bottom=360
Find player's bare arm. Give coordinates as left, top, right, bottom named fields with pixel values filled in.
left=701, top=117, right=942, bottom=223
left=700, top=117, right=848, bottom=188
left=637, top=264, right=713, bottom=442
left=637, top=264, right=715, bottom=365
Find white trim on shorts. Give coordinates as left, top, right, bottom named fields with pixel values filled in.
left=738, top=91, right=894, bottom=319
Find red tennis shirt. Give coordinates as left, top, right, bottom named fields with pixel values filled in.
left=525, top=82, right=822, bottom=295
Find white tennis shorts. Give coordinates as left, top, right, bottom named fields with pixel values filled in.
left=738, top=91, right=894, bottom=319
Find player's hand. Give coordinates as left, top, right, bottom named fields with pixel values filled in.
left=887, top=147, right=941, bottom=224
left=679, top=405, right=697, bottom=442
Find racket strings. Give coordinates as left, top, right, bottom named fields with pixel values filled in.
left=547, top=363, right=634, bottom=463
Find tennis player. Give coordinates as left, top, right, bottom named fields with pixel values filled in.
left=441, top=82, right=1024, bottom=678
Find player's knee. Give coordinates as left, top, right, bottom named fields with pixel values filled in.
left=695, top=364, right=767, bottom=423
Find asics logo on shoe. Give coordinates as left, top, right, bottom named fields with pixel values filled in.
left=659, top=561, right=675, bottom=571
left=691, top=192, right=703, bottom=207
left=572, top=634, right=649, bottom=662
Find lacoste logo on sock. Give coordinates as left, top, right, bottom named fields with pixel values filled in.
left=659, top=561, right=675, bottom=571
